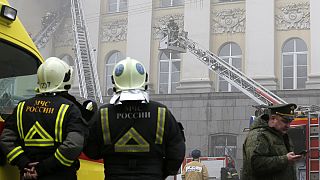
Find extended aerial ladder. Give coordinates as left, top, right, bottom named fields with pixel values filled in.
left=70, top=0, right=103, bottom=103
left=32, top=8, right=67, bottom=49
left=157, top=25, right=286, bottom=106
left=158, top=19, right=320, bottom=180
left=32, top=1, right=103, bottom=103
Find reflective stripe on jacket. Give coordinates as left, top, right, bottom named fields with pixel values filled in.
left=84, top=100, right=186, bottom=179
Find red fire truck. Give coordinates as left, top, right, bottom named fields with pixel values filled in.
left=290, top=107, right=320, bottom=180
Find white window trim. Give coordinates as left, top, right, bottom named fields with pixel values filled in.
left=158, top=52, right=181, bottom=94
left=161, top=0, right=183, bottom=7
left=105, top=51, right=123, bottom=95
left=281, top=39, right=308, bottom=90
left=210, top=134, right=237, bottom=157
left=218, top=43, right=242, bottom=92
left=108, top=0, right=127, bottom=13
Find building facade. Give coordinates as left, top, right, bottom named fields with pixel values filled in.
left=8, top=0, right=320, bottom=177
left=99, top=0, right=320, bottom=96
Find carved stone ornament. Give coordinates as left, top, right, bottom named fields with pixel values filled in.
left=275, top=2, right=310, bottom=30
left=101, top=19, right=128, bottom=42
left=153, top=14, right=184, bottom=40
left=54, top=23, right=74, bottom=47
left=212, top=8, right=245, bottom=34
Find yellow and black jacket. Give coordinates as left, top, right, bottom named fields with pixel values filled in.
left=0, top=93, right=88, bottom=176
left=84, top=100, right=186, bottom=180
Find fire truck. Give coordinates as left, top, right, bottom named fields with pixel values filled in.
left=157, top=19, right=320, bottom=180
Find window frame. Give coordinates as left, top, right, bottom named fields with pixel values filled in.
left=281, top=38, right=308, bottom=90
left=209, top=134, right=237, bottom=158
left=160, top=0, right=184, bottom=7
left=218, top=42, right=242, bottom=92
left=108, top=0, right=128, bottom=13
left=105, top=51, right=124, bottom=95
left=158, top=51, right=181, bottom=94
left=212, top=0, right=245, bottom=4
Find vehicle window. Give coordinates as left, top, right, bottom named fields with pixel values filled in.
left=0, top=40, right=40, bottom=115
left=0, top=39, right=40, bottom=79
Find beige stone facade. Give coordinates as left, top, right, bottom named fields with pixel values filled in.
left=7, top=1, right=320, bottom=177
left=10, top=0, right=318, bottom=96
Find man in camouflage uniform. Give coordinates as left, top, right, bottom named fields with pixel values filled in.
left=242, top=103, right=302, bottom=180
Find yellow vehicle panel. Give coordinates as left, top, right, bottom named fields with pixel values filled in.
left=0, top=0, right=104, bottom=179
left=0, top=162, right=20, bottom=180
left=0, top=158, right=105, bottom=180
left=78, top=159, right=104, bottom=180
left=0, top=0, right=42, bottom=62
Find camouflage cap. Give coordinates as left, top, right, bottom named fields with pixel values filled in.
left=268, top=103, right=297, bottom=122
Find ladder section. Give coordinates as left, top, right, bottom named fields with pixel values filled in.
left=308, top=110, right=320, bottom=180
left=32, top=9, right=66, bottom=49
left=157, top=21, right=286, bottom=105
left=70, top=0, right=103, bottom=103
left=182, top=37, right=286, bottom=106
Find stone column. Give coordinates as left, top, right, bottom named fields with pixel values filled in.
left=126, top=0, right=153, bottom=71
left=246, top=0, right=277, bottom=90
left=306, top=0, right=320, bottom=89
left=176, top=0, right=212, bottom=93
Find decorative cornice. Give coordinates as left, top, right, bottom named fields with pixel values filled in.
left=275, top=2, right=310, bottom=31
left=153, top=14, right=184, bottom=40
left=54, top=23, right=74, bottom=47
left=212, top=8, right=245, bottom=34
left=101, top=18, right=128, bottom=42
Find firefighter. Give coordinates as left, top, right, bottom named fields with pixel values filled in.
left=182, top=149, right=209, bottom=180
left=225, top=161, right=239, bottom=180
left=167, top=16, right=179, bottom=44
left=83, top=57, right=186, bottom=180
left=0, top=57, right=89, bottom=180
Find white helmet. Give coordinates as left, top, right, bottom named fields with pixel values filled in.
left=112, top=57, right=147, bottom=92
left=110, top=57, right=149, bottom=104
left=37, top=57, right=73, bottom=93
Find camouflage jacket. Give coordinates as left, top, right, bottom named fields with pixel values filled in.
left=242, top=115, right=296, bottom=180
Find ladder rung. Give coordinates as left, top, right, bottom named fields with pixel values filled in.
left=310, top=135, right=319, bottom=138
left=309, top=147, right=320, bottom=150
left=310, top=171, right=320, bottom=173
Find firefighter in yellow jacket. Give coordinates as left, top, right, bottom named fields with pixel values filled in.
left=182, top=149, right=209, bottom=180
left=84, top=57, right=186, bottom=180
left=0, top=57, right=89, bottom=180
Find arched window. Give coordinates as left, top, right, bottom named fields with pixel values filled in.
left=105, top=51, right=124, bottom=95
left=216, top=0, right=244, bottom=3
left=159, top=51, right=181, bottom=94
left=160, top=0, right=183, bottom=7
left=218, top=42, right=242, bottom=92
left=60, top=55, right=79, bottom=94
left=282, top=38, right=308, bottom=89
left=209, top=134, right=237, bottom=158
left=60, top=54, right=74, bottom=66
left=108, top=0, right=127, bottom=13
